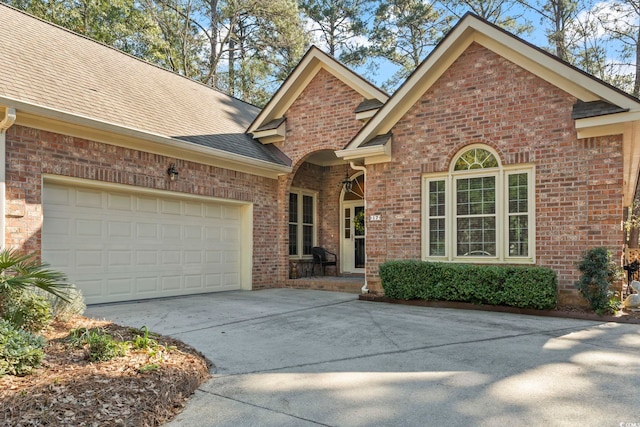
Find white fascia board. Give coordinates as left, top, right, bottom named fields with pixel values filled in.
left=252, top=121, right=286, bottom=143
left=2, top=97, right=291, bottom=179
left=355, top=109, right=378, bottom=122
left=335, top=139, right=391, bottom=163
left=575, top=111, right=640, bottom=134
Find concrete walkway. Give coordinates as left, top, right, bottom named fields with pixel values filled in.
left=86, top=289, right=640, bottom=427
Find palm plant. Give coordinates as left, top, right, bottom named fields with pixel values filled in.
left=0, top=249, right=70, bottom=302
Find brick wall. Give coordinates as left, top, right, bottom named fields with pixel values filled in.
left=364, top=43, right=623, bottom=304
left=5, top=125, right=280, bottom=288
left=277, top=68, right=367, bottom=286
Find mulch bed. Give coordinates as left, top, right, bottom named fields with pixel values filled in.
left=0, top=317, right=211, bottom=426
left=359, top=294, right=640, bottom=324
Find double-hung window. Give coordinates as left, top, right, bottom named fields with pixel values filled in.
left=289, top=188, right=317, bottom=258
left=423, top=145, right=534, bottom=263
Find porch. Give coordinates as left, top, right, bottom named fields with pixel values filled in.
left=284, top=274, right=365, bottom=294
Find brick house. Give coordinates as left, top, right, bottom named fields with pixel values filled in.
left=2, top=5, right=639, bottom=305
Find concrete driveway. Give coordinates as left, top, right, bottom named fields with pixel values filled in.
left=86, top=289, right=640, bottom=427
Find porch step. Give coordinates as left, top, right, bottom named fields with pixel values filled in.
left=284, top=276, right=365, bottom=294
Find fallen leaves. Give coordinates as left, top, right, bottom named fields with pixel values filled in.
left=0, top=317, right=211, bottom=426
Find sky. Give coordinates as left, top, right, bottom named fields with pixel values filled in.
left=305, top=0, right=632, bottom=91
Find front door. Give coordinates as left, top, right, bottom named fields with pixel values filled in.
left=342, top=201, right=365, bottom=273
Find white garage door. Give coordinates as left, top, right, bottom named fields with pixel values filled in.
left=42, top=181, right=246, bottom=304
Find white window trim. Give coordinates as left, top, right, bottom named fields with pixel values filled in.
left=289, top=187, right=318, bottom=259
left=421, top=147, right=535, bottom=264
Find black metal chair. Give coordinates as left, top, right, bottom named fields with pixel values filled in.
left=311, top=247, right=337, bottom=276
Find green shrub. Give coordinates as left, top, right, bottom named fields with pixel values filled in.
left=131, top=326, right=157, bottom=350
left=575, top=247, right=622, bottom=314
left=0, top=249, right=70, bottom=301
left=1, top=288, right=52, bottom=333
left=69, top=327, right=128, bottom=362
left=0, top=319, right=45, bottom=376
left=379, top=260, right=557, bottom=310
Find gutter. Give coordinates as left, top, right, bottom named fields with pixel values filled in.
left=0, top=107, right=16, bottom=249
left=0, top=96, right=292, bottom=179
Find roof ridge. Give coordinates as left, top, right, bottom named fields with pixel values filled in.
left=0, top=3, right=258, bottom=109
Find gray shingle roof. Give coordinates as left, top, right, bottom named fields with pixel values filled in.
left=0, top=4, right=288, bottom=166
left=361, top=133, right=392, bottom=147
left=354, top=99, right=385, bottom=113
left=572, top=100, right=629, bottom=120
left=254, top=117, right=286, bottom=132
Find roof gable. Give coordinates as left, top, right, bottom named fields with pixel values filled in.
left=247, top=46, right=388, bottom=135
left=344, top=13, right=640, bottom=151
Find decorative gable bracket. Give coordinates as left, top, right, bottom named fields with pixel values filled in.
left=251, top=117, right=286, bottom=144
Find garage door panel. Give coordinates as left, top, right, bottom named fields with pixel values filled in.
left=184, top=251, right=203, bottom=264
left=136, top=277, right=159, bottom=294
left=45, top=217, right=70, bottom=235
left=224, top=206, right=240, bottom=220
left=76, top=219, right=102, bottom=237
left=161, top=199, right=181, bottom=215
left=108, top=251, right=132, bottom=267
left=43, top=182, right=245, bottom=304
left=76, top=250, right=103, bottom=268
left=184, top=225, right=203, bottom=240
left=76, top=188, right=102, bottom=208
left=206, top=205, right=222, bottom=218
left=107, top=221, right=132, bottom=238
left=107, top=193, right=132, bottom=210
left=46, top=249, right=71, bottom=268
left=162, top=276, right=181, bottom=291
left=162, top=224, right=181, bottom=239
left=79, top=279, right=103, bottom=299
left=184, top=275, right=203, bottom=290
left=184, top=202, right=203, bottom=217
left=43, top=186, right=71, bottom=205
left=107, top=278, right=133, bottom=296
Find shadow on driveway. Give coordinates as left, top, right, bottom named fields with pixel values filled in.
left=87, top=289, right=640, bottom=427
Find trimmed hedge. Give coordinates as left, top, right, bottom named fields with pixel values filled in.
left=379, top=260, right=557, bottom=310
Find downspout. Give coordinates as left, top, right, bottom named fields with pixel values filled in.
left=349, top=161, right=369, bottom=294
left=0, top=107, right=16, bottom=249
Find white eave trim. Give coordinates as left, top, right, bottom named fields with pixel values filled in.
left=355, top=109, right=379, bottom=122
left=1, top=97, right=291, bottom=179
left=335, top=138, right=392, bottom=164
left=575, top=110, right=640, bottom=137
left=252, top=121, right=286, bottom=144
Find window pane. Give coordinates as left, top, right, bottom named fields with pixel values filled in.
left=508, top=173, right=528, bottom=213
left=289, top=224, right=298, bottom=256
left=457, top=216, right=496, bottom=256
left=454, top=148, right=498, bottom=170
left=303, top=225, right=313, bottom=255
left=429, top=180, right=446, bottom=217
left=344, top=208, right=351, bottom=239
left=289, top=193, right=298, bottom=223
left=302, top=195, right=313, bottom=224
left=457, top=177, right=495, bottom=216
left=509, top=215, right=528, bottom=256
left=429, top=218, right=446, bottom=256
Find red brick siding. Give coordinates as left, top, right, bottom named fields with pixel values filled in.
left=276, top=68, right=367, bottom=286
left=364, top=43, right=623, bottom=304
left=5, top=125, right=280, bottom=288
left=276, top=68, right=365, bottom=165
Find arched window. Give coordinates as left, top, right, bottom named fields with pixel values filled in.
left=422, top=145, right=534, bottom=263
